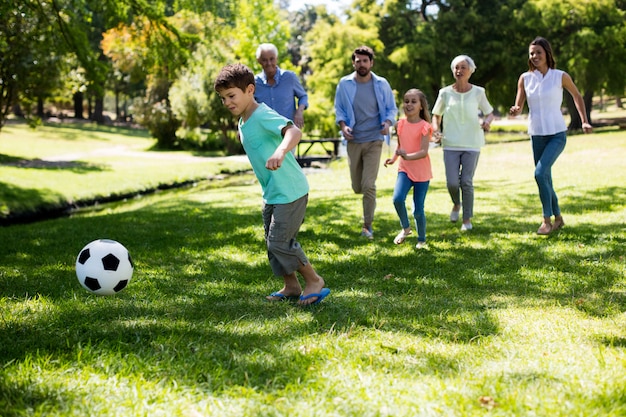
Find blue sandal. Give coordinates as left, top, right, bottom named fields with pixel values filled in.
left=266, top=292, right=300, bottom=302
left=299, top=288, right=331, bottom=305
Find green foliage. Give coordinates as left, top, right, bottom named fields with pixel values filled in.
left=131, top=91, right=181, bottom=148
left=230, top=0, right=292, bottom=71
left=4, top=0, right=626, bottom=145
left=303, top=9, right=383, bottom=137
left=0, top=1, right=68, bottom=127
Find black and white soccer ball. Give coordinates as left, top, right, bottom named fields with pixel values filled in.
left=76, top=239, right=134, bottom=295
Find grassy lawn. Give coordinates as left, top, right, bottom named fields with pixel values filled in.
left=0, top=122, right=251, bottom=220
left=0, top=122, right=625, bottom=416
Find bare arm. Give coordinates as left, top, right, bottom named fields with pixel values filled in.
left=509, top=74, right=526, bottom=117
left=266, top=124, right=302, bottom=170
left=293, top=104, right=305, bottom=129
left=481, top=112, right=495, bottom=132
left=432, top=114, right=442, bottom=142
left=562, top=72, right=593, bottom=133
left=398, top=132, right=430, bottom=161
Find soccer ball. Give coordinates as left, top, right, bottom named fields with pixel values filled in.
left=76, top=239, right=134, bottom=295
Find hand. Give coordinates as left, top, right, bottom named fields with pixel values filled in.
left=481, top=121, right=491, bottom=132
left=342, top=125, right=354, bottom=140
left=266, top=151, right=285, bottom=170
left=432, top=131, right=443, bottom=143
left=509, top=105, right=521, bottom=116
left=380, top=121, right=391, bottom=135
left=582, top=122, right=593, bottom=134
left=384, top=158, right=395, bottom=167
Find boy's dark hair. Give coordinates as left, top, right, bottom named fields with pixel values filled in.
left=214, top=63, right=255, bottom=92
left=352, top=45, right=375, bottom=61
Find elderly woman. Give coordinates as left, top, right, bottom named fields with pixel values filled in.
left=432, top=55, right=494, bottom=231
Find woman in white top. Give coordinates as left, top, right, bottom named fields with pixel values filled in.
left=510, top=37, right=593, bottom=235
left=432, top=55, right=495, bottom=231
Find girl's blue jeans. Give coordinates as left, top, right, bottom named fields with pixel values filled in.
left=392, top=172, right=429, bottom=242
left=531, top=131, right=566, bottom=218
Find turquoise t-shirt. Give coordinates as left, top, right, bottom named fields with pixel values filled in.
left=239, top=103, right=309, bottom=204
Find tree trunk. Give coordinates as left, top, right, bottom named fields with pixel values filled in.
left=565, top=90, right=593, bottom=130
left=87, top=95, right=93, bottom=120
left=115, top=89, right=121, bottom=121
left=94, top=95, right=104, bottom=124
left=73, top=92, right=84, bottom=119
left=37, top=97, right=44, bottom=118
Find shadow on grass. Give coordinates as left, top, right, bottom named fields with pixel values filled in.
left=40, top=121, right=152, bottom=140
left=0, top=181, right=624, bottom=405
left=0, top=153, right=107, bottom=172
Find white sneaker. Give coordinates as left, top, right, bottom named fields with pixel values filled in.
left=415, top=241, right=427, bottom=249
left=450, top=208, right=460, bottom=222
left=461, top=222, right=473, bottom=231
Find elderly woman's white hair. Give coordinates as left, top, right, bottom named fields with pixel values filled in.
left=256, top=43, right=278, bottom=60
left=450, top=55, right=476, bottom=74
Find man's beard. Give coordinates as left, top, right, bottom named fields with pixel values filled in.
left=356, top=67, right=370, bottom=77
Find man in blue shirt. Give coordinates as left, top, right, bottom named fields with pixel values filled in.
left=255, top=43, right=308, bottom=129
left=335, top=45, right=398, bottom=240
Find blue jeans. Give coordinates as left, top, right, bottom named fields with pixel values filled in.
left=531, top=131, right=566, bottom=218
left=392, top=172, right=430, bottom=242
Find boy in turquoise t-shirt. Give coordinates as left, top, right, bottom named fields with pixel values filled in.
left=214, top=63, right=329, bottom=306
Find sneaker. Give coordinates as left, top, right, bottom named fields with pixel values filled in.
left=450, top=208, right=460, bottom=223
left=461, top=222, right=473, bottom=231
left=415, top=241, right=427, bottom=249
left=361, top=226, right=374, bottom=240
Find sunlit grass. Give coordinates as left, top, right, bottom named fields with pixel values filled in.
left=0, top=123, right=625, bottom=416
left=0, top=123, right=251, bottom=219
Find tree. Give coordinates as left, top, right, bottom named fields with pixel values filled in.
left=121, top=14, right=196, bottom=147
left=168, top=12, right=240, bottom=152
left=303, top=1, right=385, bottom=137
left=424, top=0, right=529, bottom=111
left=0, top=1, right=69, bottom=131
left=230, top=0, right=292, bottom=73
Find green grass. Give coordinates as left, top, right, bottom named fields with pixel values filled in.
left=0, top=122, right=625, bottom=416
left=0, top=122, right=250, bottom=218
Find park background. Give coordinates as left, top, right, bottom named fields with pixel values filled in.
left=2, top=0, right=625, bottom=149
left=2, top=0, right=626, bottom=416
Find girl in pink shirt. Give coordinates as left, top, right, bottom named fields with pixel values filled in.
left=385, top=89, right=434, bottom=249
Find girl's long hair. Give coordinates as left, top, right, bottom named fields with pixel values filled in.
left=404, top=88, right=431, bottom=123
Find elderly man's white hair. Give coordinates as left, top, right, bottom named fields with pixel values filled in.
left=256, top=43, right=279, bottom=60
left=450, top=55, right=476, bottom=74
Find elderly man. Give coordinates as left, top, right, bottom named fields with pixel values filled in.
left=254, top=43, right=308, bottom=129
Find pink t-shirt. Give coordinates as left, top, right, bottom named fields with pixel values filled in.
left=396, top=119, right=433, bottom=182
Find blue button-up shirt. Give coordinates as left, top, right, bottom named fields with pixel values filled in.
left=255, top=67, right=308, bottom=121
left=334, top=71, right=398, bottom=141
